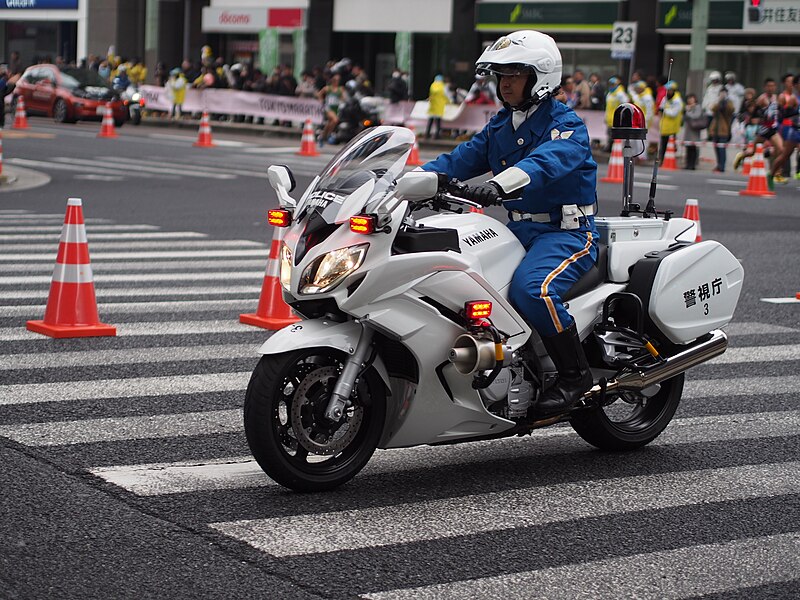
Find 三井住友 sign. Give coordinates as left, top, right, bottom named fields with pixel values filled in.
left=1, top=0, right=79, bottom=8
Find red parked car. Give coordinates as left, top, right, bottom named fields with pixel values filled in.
left=12, top=64, right=126, bottom=126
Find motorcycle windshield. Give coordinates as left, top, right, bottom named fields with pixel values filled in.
left=304, top=126, right=415, bottom=224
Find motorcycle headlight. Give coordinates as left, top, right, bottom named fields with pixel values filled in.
left=279, top=243, right=293, bottom=291
left=300, top=243, right=368, bottom=294
left=131, top=92, right=141, bottom=102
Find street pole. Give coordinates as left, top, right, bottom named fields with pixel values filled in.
left=145, top=0, right=160, bottom=85
left=687, top=0, right=710, bottom=97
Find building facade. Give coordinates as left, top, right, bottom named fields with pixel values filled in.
left=1, top=0, right=797, bottom=98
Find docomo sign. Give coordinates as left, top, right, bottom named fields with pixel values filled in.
left=201, top=7, right=306, bottom=32
left=202, top=7, right=267, bottom=33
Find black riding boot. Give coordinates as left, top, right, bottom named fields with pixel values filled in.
left=536, top=323, right=593, bottom=416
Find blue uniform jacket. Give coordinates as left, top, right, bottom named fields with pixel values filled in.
left=422, top=98, right=597, bottom=221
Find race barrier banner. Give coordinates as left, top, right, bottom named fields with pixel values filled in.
left=141, top=85, right=747, bottom=149
left=139, top=85, right=325, bottom=125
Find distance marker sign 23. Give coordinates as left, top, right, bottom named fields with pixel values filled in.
left=611, top=21, right=637, bottom=60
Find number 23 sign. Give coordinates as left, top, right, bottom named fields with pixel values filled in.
left=611, top=21, right=637, bottom=59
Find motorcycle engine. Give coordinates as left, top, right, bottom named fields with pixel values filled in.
left=478, top=360, right=534, bottom=419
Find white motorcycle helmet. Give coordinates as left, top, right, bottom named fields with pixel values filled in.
left=708, top=70, right=722, bottom=84
left=475, top=30, right=562, bottom=111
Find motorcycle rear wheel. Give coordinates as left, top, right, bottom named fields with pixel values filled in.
left=569, top=373, right=684, bottom=450
left=244, top=349, right=385, bottom=492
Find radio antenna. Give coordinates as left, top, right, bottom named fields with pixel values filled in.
left=645, top=58, right=674, bottom=217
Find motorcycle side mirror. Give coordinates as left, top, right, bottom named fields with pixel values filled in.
left=394, top=170, right=438, bottom=201
left=267, top=164, right=297, bottom=208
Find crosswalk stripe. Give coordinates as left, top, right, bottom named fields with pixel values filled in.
left=53, top=157, right=239, bottom=180
left=86, top=410, right=800, bottom=496
left=0, top=409, right=242, bottom=446
left=99, top=156, right=270, bottom=180
left=6, top=158, right=180, bottom=180
left=0, top=240, right=263, bottom=252
left=0, top=271, right=264, bottom=285
left=2, top=285, right=261, bottom=300
left=209, top=461, right=800, bottom=557
left=0, top=368, right=797, bottom=404
left=0, top=214, right=111, bottom=223
left=0, top=225, right=160, bottom=233
left=0, top=372, right=251, bottom=405
left=0, top=299, right=260, bottom=319
left=362, top=532, right=800, bottom=600
left=0, top=232, right=208, bottom=241
left=0, top=249, right=268, bottom=261
left=723, top=321, right=798, bottom=335
left=0, top=342, right=260, bottom=370
left=708, top=344, right=800, bottom=364
left=0, top=341, right=792, bottom=370
left=0, top=259, right=267, bottom=273
left=0, top=320, right=259, bottom=341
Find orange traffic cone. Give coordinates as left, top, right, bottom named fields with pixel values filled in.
left=193, top=111, right=215, bottom=147
left=742, top=142, right=754, bottom=176
left=682, top=198, right=702, bottom=242
left=97, top=103, right=118, bottom=138
left=13, top=96, right=29, bottom=129
left=239, top=225, right=300, bottom=330
left=600, top=140, right=624, bottom=183
left=661, top=135, right=678, bottom=170
left=296, top=118, right=319, bottom=156
left=739, top=144, right=775, bottom=197
left=406, top=125, right=424, bottom=167
left=26, top=198, right=116, bottom=338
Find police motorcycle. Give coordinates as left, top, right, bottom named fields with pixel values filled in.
left=121, top=84, right=144, bottom=125
left=244, top=105, right=744, bottom=492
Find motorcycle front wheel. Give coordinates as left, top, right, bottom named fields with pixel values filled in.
left=244, top=349, right=386, bottom=492
left=569, top=373, right=684, bottom=450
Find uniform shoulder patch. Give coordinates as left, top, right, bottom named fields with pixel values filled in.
left=550, top=128, right=574, bottom=141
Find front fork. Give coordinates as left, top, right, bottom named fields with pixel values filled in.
left=323, top=324, right=375, bottom=422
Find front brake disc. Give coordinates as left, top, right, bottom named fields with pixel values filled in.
left=291, top=366, right=364, bottom=455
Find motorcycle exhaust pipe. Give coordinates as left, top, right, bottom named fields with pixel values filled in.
left=449, top=334, right=497, bottom=375
left=585, top=329, right=728, bottom=398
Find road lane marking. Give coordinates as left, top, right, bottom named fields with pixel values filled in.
left=146, top=133, right=249, bottom=147
left=0, top=271, right=263, bottom=285
left=1, top=285, right=261, bottom=300
left=242, top=146, right=304, bottom=154
left=0, top=299, right=261, bottom=319
left=210, top=461, right=800, bottom=557
left=707, top=178, right=747, bottom=186
left=0, top=240, right=263, bottom=252
left=0, top=249, right=268, bottom=261
left=0, top=231, right=208, bottom=241
left=0, top=213, right=112, bottom=222
left=761, top=297, right=800, bottom=304
left=0, top=225, right=160, bottom=233
left=52, top=157, right=237, bottom=180
left=0, top=258, right=266, bottom=273
left=0, top=342, right=261, bottom=370
left=88, top=411, right=800, bottom=496
left=74, top=174, right=125, bottom=181
left=0, top=320, right=259, bottom=341
left=632, top=181, right=678, bottom=190
left=717, top=189, right=742, bottom=196
left=6, top=158, right=179, bottom=180
left=98, top=156, right=270, bottom=179
left=362, top=532, right=800, bottom=600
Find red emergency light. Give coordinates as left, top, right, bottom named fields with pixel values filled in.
left=350, top=214, right=377, bottom=234
left=465, top=300, right=492, bottom=321
left=268, top=209, right=292, bottom=227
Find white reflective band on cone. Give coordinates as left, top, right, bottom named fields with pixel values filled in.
left=67, top=198, right=82, bottom=207
left=52, top=262, right=94, bottom=284
left=59, top=224, right=88, bottom=244
left=264, top=258, right=280, bottom=277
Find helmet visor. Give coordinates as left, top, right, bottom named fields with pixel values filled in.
left=476, top=63, right=529, bottom=78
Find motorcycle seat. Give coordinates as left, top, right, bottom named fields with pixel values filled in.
left=563, top=243, right=608, bottom=302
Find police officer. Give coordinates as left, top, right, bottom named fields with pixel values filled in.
left=420, top=30, right=598, bottom=416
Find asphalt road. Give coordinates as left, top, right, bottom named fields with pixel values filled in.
left=0, top=118, right=798, bottom=599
